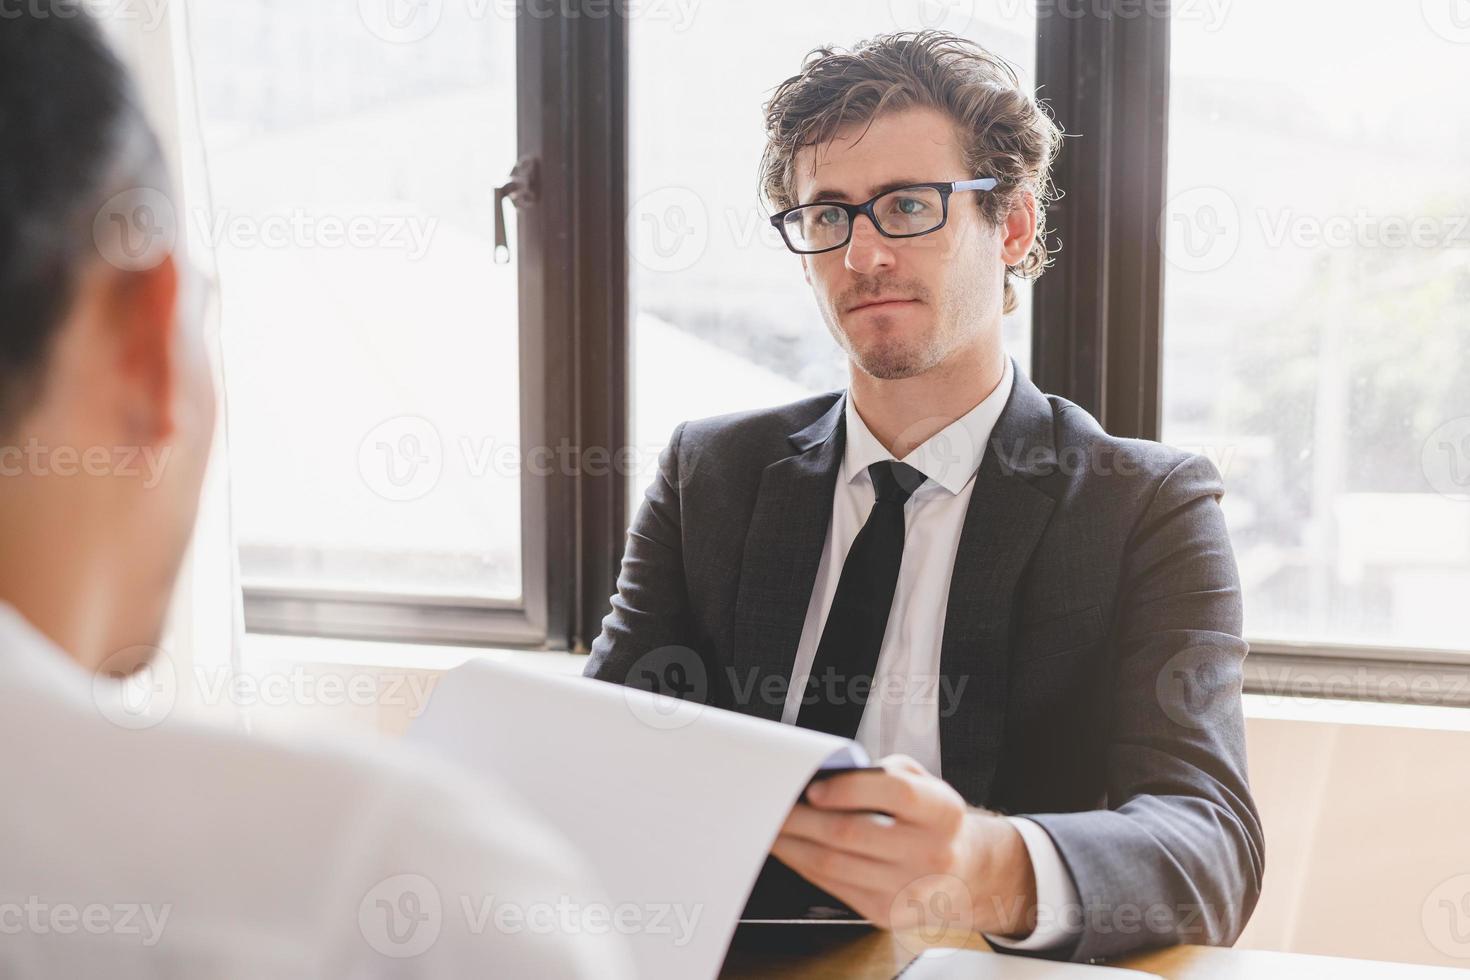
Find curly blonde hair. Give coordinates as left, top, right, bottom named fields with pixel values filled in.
left=760, top=31, right=1062, bottom=315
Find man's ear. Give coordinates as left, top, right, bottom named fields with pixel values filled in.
left=111, top=254, right=180, bottom=444
left=999, top=190, right=1039, bottom=267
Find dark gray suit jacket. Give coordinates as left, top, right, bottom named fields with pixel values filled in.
left=585, top=363, right=1264, bottom=963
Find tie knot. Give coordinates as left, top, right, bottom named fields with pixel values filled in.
left=868, top=460, right=925, bottom=504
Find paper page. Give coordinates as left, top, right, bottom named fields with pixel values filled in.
left=817, top=741, right=873, bottom=770
left=406, top=658, right=857, bottom=980
left=900, top=949, right=1162, bottom=979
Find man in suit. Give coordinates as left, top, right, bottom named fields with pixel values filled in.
left=586, top=31, right=1263, bottom=963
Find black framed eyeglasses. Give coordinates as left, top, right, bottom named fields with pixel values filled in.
left=769, top=178, right=1000, bottom=255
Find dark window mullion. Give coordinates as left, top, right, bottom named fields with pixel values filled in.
left=519, top=9, right=629, bottom=653
left=568, top=9, right=629, bottom=654
left=1033, top=3, right=1170, bottom=440
left=1103, top=8, right=1169, bottom=441
left=517, top=11, right=575, bottom=649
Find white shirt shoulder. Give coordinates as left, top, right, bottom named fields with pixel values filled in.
left=0, top=607, right=633, bottom=979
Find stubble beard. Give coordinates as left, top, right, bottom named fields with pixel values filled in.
left=831, top=294, right=958, bottom=381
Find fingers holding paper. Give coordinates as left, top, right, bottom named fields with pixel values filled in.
left=771, top=754, right=1038, bottom=939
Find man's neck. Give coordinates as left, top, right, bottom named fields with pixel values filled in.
left=0, top=480, right=114, bottom=671
left=848, top=341, right=1007, bottom=459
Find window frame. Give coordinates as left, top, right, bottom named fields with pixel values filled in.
left=1033, top=1, right=1470, bottom=705
left=242, top=9, right=629, bottom=651
left=246, top=2, right=1470, bottom=704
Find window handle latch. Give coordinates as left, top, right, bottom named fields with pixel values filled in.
left=494, top=156, right=539, bottom=265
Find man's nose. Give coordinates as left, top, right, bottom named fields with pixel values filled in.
left=843, top=214, right=896, bottom=275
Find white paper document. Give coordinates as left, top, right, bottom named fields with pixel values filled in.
left=406, top=658, right=866, bottom=980
left=900, top=949, right=1162, bottom=979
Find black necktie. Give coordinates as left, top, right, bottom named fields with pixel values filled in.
left=795, top=459, right=926, bottom=739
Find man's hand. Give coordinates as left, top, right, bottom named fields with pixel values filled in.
left=772, top=755, right=1039, bottom=939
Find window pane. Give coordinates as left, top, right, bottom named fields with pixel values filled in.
left=629, top=2, right=1037, bottom=509
left=1162, top=2, right=1470, bottom=650
left=190, top=2, right=520, bottom=600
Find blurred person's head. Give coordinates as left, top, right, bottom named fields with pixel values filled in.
left=0, top=2, right=216, bottom=671
left=761, top=31, right=1060, bottom=384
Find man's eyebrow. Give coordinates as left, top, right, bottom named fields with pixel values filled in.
left=798, top=178, right=933, bottom=206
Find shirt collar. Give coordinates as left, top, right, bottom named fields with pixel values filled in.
left=0, top=600, right=90, bottom=696
left=841, top=356, right=1015, bottom=496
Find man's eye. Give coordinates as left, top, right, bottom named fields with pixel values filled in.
left=893, top=196, right=928, bottom=215
left=815, top=207, right=845, bottom=225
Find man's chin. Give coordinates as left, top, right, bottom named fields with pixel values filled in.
left=850, top=342, right=940, bottom=381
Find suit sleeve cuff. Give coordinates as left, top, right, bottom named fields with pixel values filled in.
left=983, top=816, right=1082, bottom=952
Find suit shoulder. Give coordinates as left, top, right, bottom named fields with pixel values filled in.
left=679, top=390, right=842, bottom=452
left=1045, top=392, right=1218, bottom=488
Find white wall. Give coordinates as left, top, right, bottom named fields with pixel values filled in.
left=1238, top=710, right=1470, bottom=968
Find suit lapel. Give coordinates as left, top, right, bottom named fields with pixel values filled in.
left=728, top=395, right=846, bottom=722
left=939, top=366, right=1059, bottom=805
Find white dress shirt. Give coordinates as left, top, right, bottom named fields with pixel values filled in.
left=0, top=602, right=632, bottom=978
left=779, top=358, right=1082, bottom=951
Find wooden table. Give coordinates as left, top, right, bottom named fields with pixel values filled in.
left=720, top=923, right=1469, bottom=978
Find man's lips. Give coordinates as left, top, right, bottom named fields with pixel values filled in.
left=846, top=297, right=920, bottom=313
